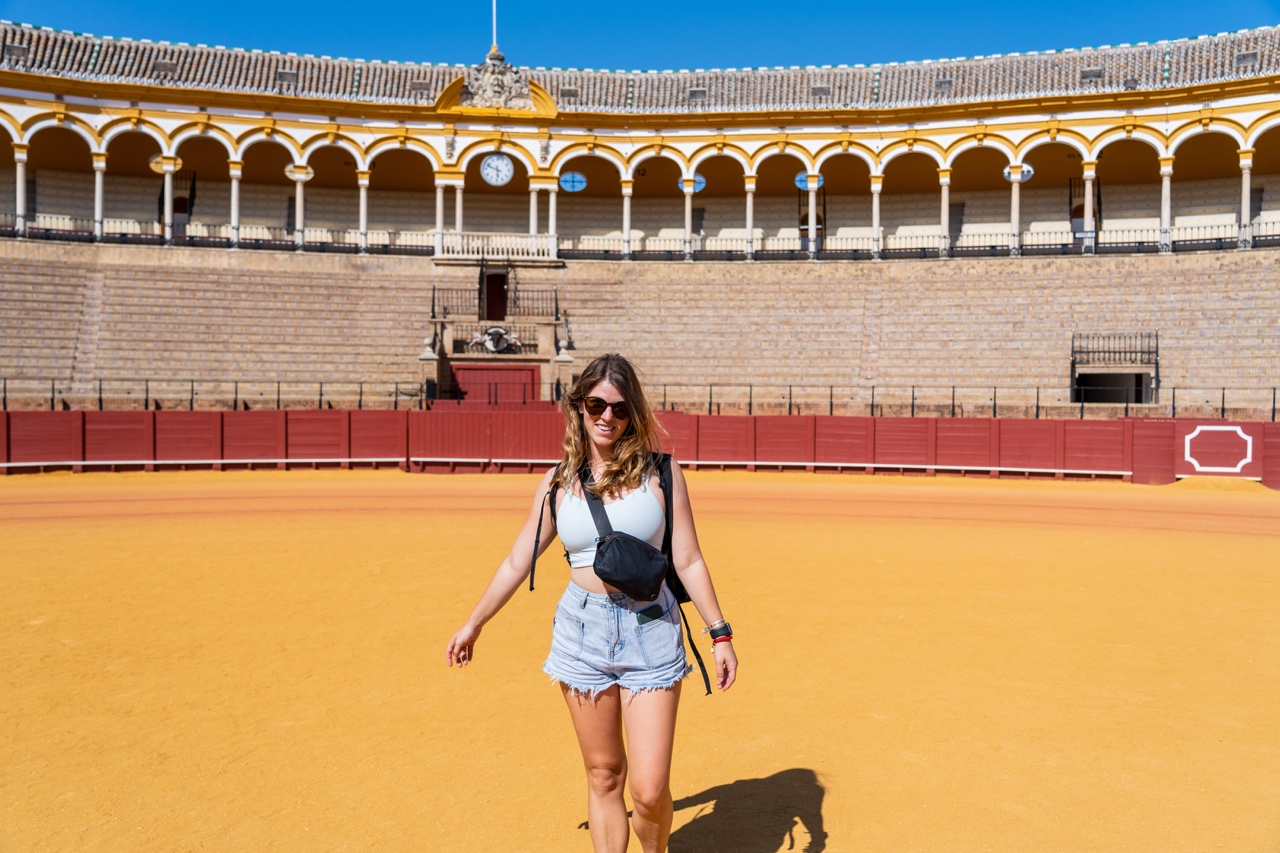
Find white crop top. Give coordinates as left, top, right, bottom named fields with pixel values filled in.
left=557, top=480, right=666, bottom=568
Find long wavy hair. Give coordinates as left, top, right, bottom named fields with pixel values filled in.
left=555, top=353, right=664, bottom=497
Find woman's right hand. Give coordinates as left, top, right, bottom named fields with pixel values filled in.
left=445, top=622, right=481, bottom=668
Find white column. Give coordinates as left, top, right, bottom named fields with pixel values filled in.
left=228, top=160, right=242, bottom=246
left=454, top=185, right=464, bottom=232
left=1008, top=163, right=1022, bottom=256
left=1080, top=160, right=1096, bottom=253
left=938, top=168, right=951, bottom=255
left=548, top=187, right=557, bottom=236
left=621, top=180, right=633, bottom=258
left=357, top=170, right=369, bottom=252
left=1159, top=156, right=1173, bottom=252
left=434, top=184, right=445, bottom=255
left=295, top=178, right=306, bottom=247
left=807, top=175, right=818, bottom=259
left=528, top=187, right=539, bottom=234
left=744, top=179, right=755, bottom=257
left=1239, top=149, right=1254, bottom=249
left=13, top=144, right=27, bottom=236
left=92, top=153, right=107, bottom=241
left=870, top=175, right=882, bottom=258
left=683, top=179, right=694, bottom=259
left=163, top=161, right=175, bottom=244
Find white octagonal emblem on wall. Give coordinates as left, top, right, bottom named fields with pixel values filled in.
left=1184, top=425, right=1253, bottom=473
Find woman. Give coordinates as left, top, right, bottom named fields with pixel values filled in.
left=446, top=353, right=738, bottom=853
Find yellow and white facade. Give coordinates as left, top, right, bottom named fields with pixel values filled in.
left=4, top=22, right=1280, bottom=260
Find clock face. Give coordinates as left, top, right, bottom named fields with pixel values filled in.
left=480, top=153, right=515, bottom=187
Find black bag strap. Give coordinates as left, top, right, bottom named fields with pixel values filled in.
left=653, top=452, right=711, bottom=696
left=577, top=461, right=616, bottom=537
left=528, top=466, right=562, bottom=593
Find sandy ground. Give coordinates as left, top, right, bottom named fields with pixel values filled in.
left=1, top=469, right=1278, bottom=852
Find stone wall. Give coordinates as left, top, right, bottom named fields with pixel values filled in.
left=1, top=239, right=1277, bottom=410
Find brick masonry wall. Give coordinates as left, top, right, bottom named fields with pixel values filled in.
left=1, top=241, right=1277, bottom=402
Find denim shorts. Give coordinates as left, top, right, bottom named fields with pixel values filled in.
left=543, top=580, right=692, bottom=698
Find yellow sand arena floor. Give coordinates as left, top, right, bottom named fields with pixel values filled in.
left=2, top=470, right=1278, bottom=852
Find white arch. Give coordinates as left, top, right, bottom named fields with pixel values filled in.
left=944, top=137, right=1016, bottom=169
left=1089, top=129, right=1167, bottom=160
left=457, top=139, right=537, bottom=174
left=1169, top=124, right=1246, bottom=156
left=366, top=140, right=442, bottom=171
left=170, top=126, right=237, bottom=160
left=689, top=147, right=752, bottom=177
left=302, top=137, right=366, bottom=169
left=1017, top=135, right=1090, bottom=162
left=556, top=147, right=627, bottom=178
left=100, top=121, right=169, bottom=155
left=878, top=144, right=945, bottom=172
left=751, top=144, right=814, bottom=175
left=624, top=149, right=685, bottom=181
left=235, top=133, right=302, bottom=164
left=814, top=147, right=877, bottom=174
left=1247, top=115, right=1280, bottom=149
left=22, top=118, right=98, bottom=152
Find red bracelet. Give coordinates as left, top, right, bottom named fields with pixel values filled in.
left=713, top=635, right=733, bottom=644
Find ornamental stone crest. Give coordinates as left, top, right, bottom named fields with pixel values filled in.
left=460, top=47, right=534, bottom=110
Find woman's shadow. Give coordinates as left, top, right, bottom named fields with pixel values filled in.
left=668, top=767, right=826, bottom=853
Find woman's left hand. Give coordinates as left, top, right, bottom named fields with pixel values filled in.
left=713, top=642, right=737, bottom=691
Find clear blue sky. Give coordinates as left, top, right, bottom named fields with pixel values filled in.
left=4, top=0, right=1279, bottom=70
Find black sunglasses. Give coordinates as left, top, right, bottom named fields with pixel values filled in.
left=582, top=396, right=632, bottom=420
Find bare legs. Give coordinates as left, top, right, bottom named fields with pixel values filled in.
left=561, top=682, right=682, bottom=853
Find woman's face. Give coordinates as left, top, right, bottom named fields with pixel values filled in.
left=580, top=378, right=630, bottom=456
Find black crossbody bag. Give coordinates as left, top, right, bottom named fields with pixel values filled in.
left=529, top=452, right=712, bottom=695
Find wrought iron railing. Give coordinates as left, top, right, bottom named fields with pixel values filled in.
left=1072, top=332, right=1159, bottom=366
left=3, top=376, right=1274, bottom=420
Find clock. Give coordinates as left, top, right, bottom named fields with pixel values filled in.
left=480, top=153, right=515, bottom=186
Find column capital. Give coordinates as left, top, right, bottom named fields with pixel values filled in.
left=92, top=152, right=108, bottom=171
left=529, top=177, right=558, bottom=191
left=869, top=174, right=883, bottom=191
left=288, top=163, right=314, bottom=183
left=743, top=175, right=756, bottom=192
left=620, top=179, right=633, bottom=196
left=356, top=169, right=371, bottom=186
left=158, top=154, right=181, bottom=174
left=227, top=159, right=243, bottom=178
left=11, top=141, right=28, bottom=162
left=1081, top=160, right=1097, bottom=179
left=681, top=177, right=696, bottom=194
left=1006, top=163, right=1024, bottom=180
left=1158, top=155, right=1175, bottom=174
left=1238, top=148, right=1255, bottom=170
left=937, top=167, right=952, bottom=186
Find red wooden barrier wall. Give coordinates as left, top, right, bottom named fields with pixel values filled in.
left=1131, top=420, right=1177, bottom=485
left=2, top=410, right=1275, bottom=489
left=350, top=410, right=408, bottom=463
left=222, top=411, right=287, bottom=466
left=155, top=412, right=221, bottom=464
left=1264, top=423, right=1280, bottom=490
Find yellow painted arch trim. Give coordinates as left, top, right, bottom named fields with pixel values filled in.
left=1088, top=125, right=1168, bottom=157
left=234, top=128, right=304, bottom=158
left=550, top=142, right=629, bottom=176
left=1013, top=129, right=1093, bottom=159
left=169, top=122, right=239, bottom=157
left=1166, top=119, right=1248, bottom=152
left=21, top=112, right=100, bottom=148
left=626, top=145, right=690, bottom=176
left=365, top=137, right=443, bottom=169
left=811, top=141, right=879, bottom=173
left=453, top=137, right=538, bottom=173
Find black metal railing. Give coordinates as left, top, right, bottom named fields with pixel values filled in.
left=4, top=377, right=1275, bottom=421
left=1072, top=331, right=1159, bottom=366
